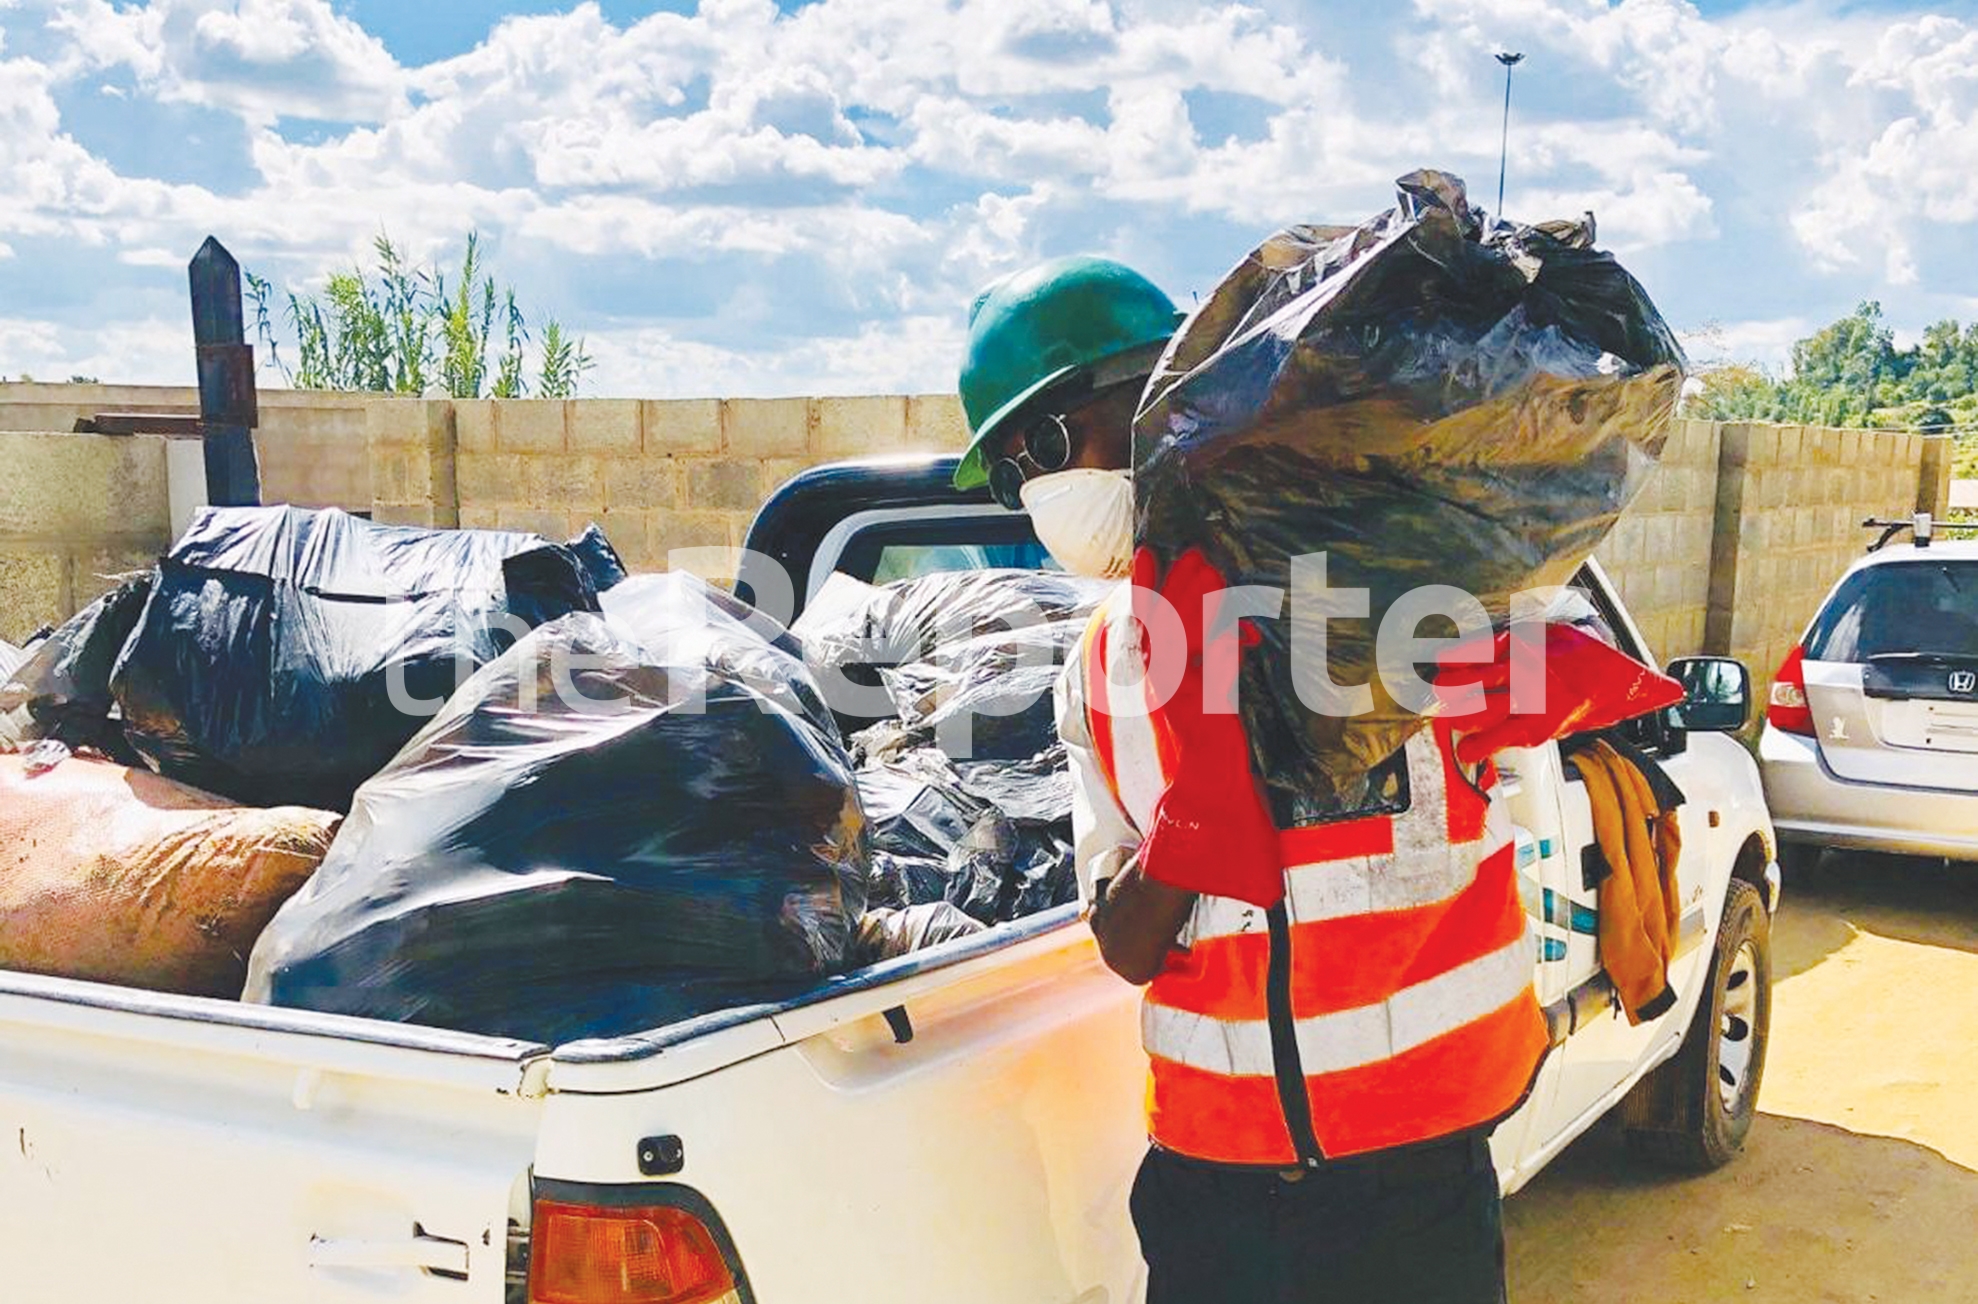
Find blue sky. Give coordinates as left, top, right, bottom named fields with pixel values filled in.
left=3, top=0, right=1977, bottom=396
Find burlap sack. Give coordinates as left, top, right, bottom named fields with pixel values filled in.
left=0, top=756, right=339, bottom=998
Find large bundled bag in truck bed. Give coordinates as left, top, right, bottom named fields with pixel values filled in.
left=796, top=568, right=1112, bottom=751
left=244, top=573, right=868, bottom=1043
left=0, top=755, right=338, bottom=998
left=108, top=506, right=607, bottom=810
left=1134, top=168, right=1684, bottom=818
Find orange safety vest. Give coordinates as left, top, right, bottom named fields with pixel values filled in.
left=1080, top=595, right=1549, bottom=1166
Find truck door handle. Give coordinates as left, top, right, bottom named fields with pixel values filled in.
left=308, top=1231, right=470, bottom=1276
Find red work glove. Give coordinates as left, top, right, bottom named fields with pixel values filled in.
left=1127, top=547, right=1283, bottom=909
left=1434, top=622, right=1684, bottom=766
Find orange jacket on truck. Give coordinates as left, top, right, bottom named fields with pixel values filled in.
left=1057, top=587, right=1549, bottom=1166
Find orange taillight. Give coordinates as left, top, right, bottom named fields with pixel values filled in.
left=529, top=1198, right=735, bottom=1304
left=1767, top=645, right=1816, bottom=737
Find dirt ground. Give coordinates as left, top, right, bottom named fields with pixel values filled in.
left=1507, top=854, right=1978, bottom=1303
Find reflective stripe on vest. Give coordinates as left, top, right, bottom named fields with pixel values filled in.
left=1081, top=591, right=1549, bottom=1164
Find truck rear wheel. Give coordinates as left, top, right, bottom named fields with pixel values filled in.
left=1620, top=879, right=1771, bottom=1172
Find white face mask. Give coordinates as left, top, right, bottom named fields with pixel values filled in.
left=1019, top=468, right=1135, bottom=580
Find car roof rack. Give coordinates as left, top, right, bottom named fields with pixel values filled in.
left=1862, top=513, right=1978, bottom=552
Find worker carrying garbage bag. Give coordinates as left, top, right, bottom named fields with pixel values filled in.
left=953, top=178, right=1684, bottom=1304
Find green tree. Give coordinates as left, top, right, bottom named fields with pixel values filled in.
left=247, top=232, right=593, bottom=399
left=1683, top=302, right=1978, bottom=439
left=1686, top=363, right=1780, bottom=422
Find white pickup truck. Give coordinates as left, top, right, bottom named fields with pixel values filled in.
left=0, top=455, right=1781, bottom=1304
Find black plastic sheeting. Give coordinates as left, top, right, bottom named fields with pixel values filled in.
left=1134, top=168, right=1684, bottom=820
left=880, top=621, right=1086, bottom=761
left=108, top=507, right=607, bottom=810
left=853, top=902, right=986, bottom=965
left=796, top=569, right=1111, bottom=738
left=0, top=574, right=152, bottom=763
left=791, top=567, right=1095, bottom=928
left=796, top=568, right=1109, bottom=756
left=244, top=575, right=868, bottom=1044
left=854, top=737, right=1076, bottom=926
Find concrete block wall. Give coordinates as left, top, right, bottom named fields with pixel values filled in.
left=0, top=431, right=172, bottom=643
left=1707, top=425, right=1944, bottom=691
left=0, top=381, right=375, bottom=512
left=439, top=394, right=969, bottom=572
left=0, top=381, right=1953, bottom=677
left=1593, top=418, right=1722, bottom=662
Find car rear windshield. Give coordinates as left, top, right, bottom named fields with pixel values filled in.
left=1804, top=560, right=1978, bottom=663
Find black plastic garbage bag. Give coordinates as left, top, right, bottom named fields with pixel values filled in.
left=853, top=902, right=987, bottom=964
left=879, top=621, right=1085, bottom=760
left=1135, top=169, right=1683, bottom=818
left=566, top=522, right=630, bottom=594
left=0, top=574, right=152, bottom=762
left=109, top=507, right=602, bottom=810
left=796, top=569, right=1112, bottom=731
left=244, top=586, right=868, bottom=1043
left=855, top=741, right=1079, bottom=924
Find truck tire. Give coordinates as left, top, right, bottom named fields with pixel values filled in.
left=1620, top=879, right=1770, bottom=1172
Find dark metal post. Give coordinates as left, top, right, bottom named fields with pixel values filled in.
left=1495, top=52, right=1524, bottom=221
left=189, top=236, right=261, bottom=506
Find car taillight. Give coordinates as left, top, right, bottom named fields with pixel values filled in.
left=1767, top=646, right=1816, bottom=737
left=529, top=1197, right=737, bottom=1304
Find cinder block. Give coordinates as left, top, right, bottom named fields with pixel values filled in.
left=455, top=399, right=498, bottom=452
left=521, top=454, right=604, bottom=511
left=67, top=542, right=159, bottom=609
left=814, top=395, right=908, bottom=457
left=456, top=452, right=527, bottom=506
left=648, top=508, right=733, bottom=558
left=368, top=398, right=444, bottom=448
left=1604, top=514, right=1644, bottom=564
left=497, top=399, right=568, bottom=453
left=722, top=398, right=810, bottom=457
left=372, top=502, right=441, bottom=528
left=0, top=431, right=170, bottom=540
left=0, top=549, right=69, bottom=641
left=368, top=447, right=411, bottom=506
left=605, top=456, right=679, bottom=511
left=568, top=400, right=642, bottom=454
left=643, top=399, right=722, bottom=454
left=760, top=458, right=815, bottom=497
left=591, top=509, right=655, bottom=572
left=496, top=507, right=569, bottom=539
left=1645, top=513, right=1680, bottom=560
left=1774, top=424, right=1802, bottom=463
left=684, top=459, right=763, bottom=511
left=906, top=394, right=970, bottom=451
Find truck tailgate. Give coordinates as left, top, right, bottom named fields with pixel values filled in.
left=532, top=907, right=1149, bottom=1304
left=0, top=972, right=547, bottom=1303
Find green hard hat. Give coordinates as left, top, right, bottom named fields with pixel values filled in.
left=954, top=255, right=1181, bottom=490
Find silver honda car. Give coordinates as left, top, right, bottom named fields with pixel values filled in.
left=1760, top=528, right=1978, bottom=869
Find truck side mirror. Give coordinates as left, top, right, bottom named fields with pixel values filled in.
left=1665, top=656, right=1751, bottom=733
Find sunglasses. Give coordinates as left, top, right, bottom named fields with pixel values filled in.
left=987, top=412, right=1075, bottom=511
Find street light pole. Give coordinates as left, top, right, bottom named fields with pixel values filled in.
left=1495, top=51, right=1524, bottom=221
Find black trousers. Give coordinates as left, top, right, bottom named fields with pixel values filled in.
left=1130, top=1133, right=1507, bottom=1304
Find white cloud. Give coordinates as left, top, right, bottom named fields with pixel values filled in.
left=583, top=313, right=965, bottom=399
left=48, top=0, right=405, bottom=124
left=1679, top=316, right=1812, bottom=372
left=0, top=314, right=187, bottom=382
left=3, top=0, right=1978, bottom=396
